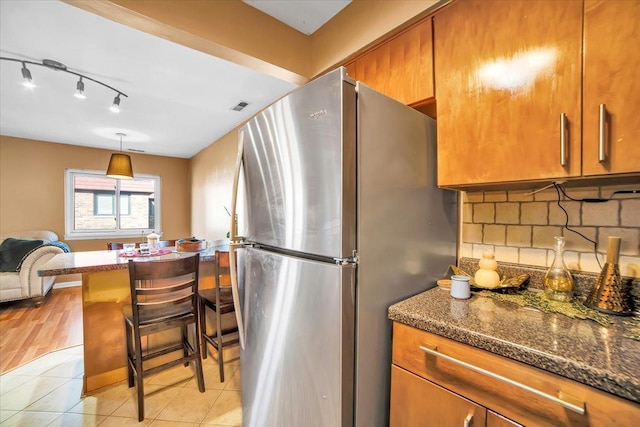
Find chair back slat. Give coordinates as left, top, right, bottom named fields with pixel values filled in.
left=136, top=279, right=193, bottom=295
left=138, top=293, right=193, bottom=307
left=131, top=257, right=199, bottom=280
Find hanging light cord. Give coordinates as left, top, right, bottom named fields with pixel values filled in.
left=553, top=183, right=603, bottom=270
left=0, top=56, right=128, bottom=99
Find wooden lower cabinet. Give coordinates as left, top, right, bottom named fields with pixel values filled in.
left=487, top=411, right=522, bottom=427
left=390, top=322, right=640, bottom=427
left=390, top=365, right=487, bottom=427
left=390, top=365, right=521, bottom=427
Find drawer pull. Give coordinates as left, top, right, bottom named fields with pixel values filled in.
left=419, top=343, right=586, bottom=415
left=463, top=414, right=473, bottom=427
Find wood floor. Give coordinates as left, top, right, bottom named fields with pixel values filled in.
left=0, top=286, right=83, bottom=374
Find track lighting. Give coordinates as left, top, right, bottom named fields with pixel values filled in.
left=75, top=77, right=86, bottom=99
left=2, top=56, right=127, bottom=110
left=21, top=62, right=35, bottom=88
left=110, top=93, right=121, bottom=113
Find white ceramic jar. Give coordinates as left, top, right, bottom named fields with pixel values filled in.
left=450, top=275, right=471, bottom=299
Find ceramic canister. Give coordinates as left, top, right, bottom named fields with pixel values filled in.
left=450, top=275, right=471, bottom=299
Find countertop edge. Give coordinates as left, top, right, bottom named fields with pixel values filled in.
left=38, top=263, right=128, bottom=276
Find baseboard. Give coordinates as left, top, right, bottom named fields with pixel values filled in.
left=54, top=280, right=82, bottom=289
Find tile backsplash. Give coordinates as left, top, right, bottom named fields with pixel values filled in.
left=460, top=183, right=640, bottom=277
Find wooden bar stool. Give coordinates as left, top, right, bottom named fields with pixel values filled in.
left=199, top=250, right=239, bottom=382
left=124, top=254, right=205, bottom=421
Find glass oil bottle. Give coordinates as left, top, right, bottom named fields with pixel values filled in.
left=544, top=236, right=574, bottom=302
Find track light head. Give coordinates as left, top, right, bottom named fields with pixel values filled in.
left=20, top=62, right=35, bottom=88
left=110, top=93, right=121, bottom=113
left=74, top=77, right=86, bottom=99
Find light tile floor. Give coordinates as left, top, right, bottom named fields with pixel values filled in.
left=0, top=346, right=242, bottom=426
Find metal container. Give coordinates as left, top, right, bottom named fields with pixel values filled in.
left=584, top=236, right=634, bottom=316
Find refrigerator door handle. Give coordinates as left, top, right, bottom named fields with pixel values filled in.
left=230, top=130, right=246, bottom=349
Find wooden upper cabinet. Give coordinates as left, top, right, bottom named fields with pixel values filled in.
left=434, top=0, right=583, bottom=188
left=582, top=0, right=640, bottom=176
left=345, top=61, right=357, bottom=82
left=350, top=18, right=434, bottom=106
left=355, top=41, right=392, bottom=95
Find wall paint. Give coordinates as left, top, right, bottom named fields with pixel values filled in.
left=0, top=135, right=191, bottom=251
left=190, top=129, right=238, bottom=242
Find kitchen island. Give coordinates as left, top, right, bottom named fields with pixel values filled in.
left=38, top=245, right=228, bottom=394
left=388, top=288, right=640, bottom=425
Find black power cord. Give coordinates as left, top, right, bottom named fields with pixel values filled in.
left=552, top=183, right=604, bottom=270
left=556, top=186, right=640, bottom=203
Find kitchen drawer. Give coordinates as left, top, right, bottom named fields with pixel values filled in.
left=488, top=410, right=522, bottom=427
left=392, top=322, right=640, bottom=427
left=390, top=365, right=486, bottom=427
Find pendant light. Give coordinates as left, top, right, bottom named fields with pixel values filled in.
left=106, top=133, right=134, bottom=179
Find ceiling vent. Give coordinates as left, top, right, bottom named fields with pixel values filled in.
left=128, top=148, right=145, bottom=153
left=231, top=101, right=249, bottom=112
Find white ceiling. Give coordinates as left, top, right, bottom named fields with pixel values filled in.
left=0, top=1, right=346, bottom=159
left=243, top=0, right=351, bottom=35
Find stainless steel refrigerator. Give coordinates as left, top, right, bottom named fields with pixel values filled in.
left=229, top=67, right=457, bottom=427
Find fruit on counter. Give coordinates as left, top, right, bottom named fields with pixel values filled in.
left=474, top=251, right=501, bottom=289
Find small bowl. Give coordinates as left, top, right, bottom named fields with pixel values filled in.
left=436, top=279, right=451, bottom=290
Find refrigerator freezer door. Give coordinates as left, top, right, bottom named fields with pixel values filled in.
left=239, top=247, right=355, bottom=427
left=240, top=68, right=356, bottom=259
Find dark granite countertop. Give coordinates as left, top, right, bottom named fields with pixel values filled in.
left=388, top=287, right=640, bottom=404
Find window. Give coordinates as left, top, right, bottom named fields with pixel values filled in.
left=94, top=193, right=130, bottom=216
left=65, top=169, right=161, bottom=240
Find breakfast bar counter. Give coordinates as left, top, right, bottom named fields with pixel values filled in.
left=37, top=247, right=220, bottom=276
left=38, top=246, right=227, bottom=394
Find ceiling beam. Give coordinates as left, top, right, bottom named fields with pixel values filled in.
left=64, top=0, right=311, bottom=86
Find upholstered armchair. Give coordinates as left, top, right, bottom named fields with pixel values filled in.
left=0, top=230, right=69, bottom=306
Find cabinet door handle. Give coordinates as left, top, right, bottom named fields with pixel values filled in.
left=419, top=343, right=586, bottom=415
left=463, top=414, right=473, bottom=427
left=598, top=103, right=607, bottom=163
left=560, top=112, right=568, bottom=167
